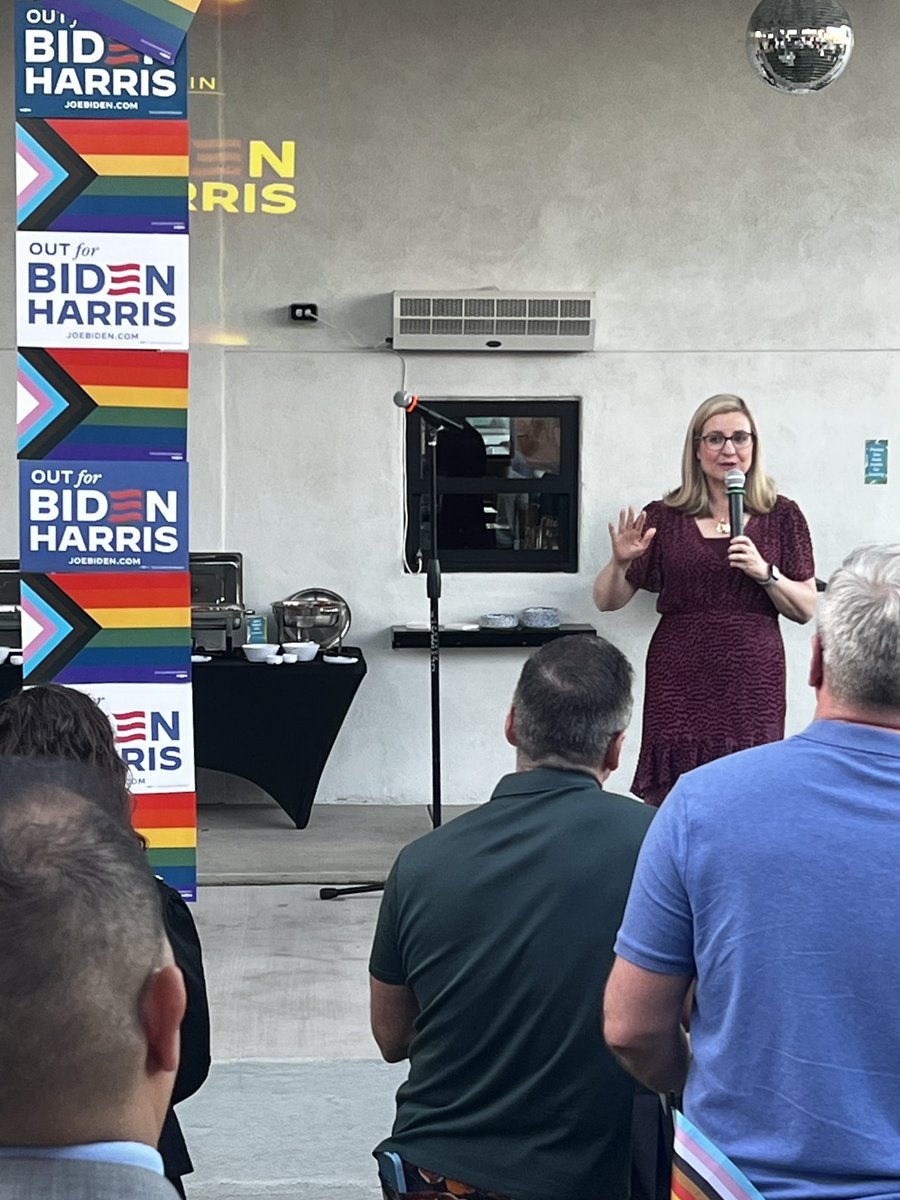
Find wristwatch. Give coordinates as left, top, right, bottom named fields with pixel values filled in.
left=760, top=563, right=781, bottom=587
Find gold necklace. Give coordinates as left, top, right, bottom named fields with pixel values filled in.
left=714, top=516, right=730, bottom=535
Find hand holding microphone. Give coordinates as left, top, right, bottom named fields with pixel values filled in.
left=727, top=535, right=770, bottom=582
left=724, top=468, right=769, bottom=582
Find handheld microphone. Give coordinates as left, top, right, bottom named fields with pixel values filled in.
left=725, top=468, right=745, bottom=537
left=393, top=391, right=467, bottom=432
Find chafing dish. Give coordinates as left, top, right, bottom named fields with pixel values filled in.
left=190, top=552, right=248, bottom=655
left=272, top=588, right=351, bottom=652
left=0, top=560, right=21, bottom=648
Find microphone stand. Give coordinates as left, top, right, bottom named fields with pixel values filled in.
left=422, top=418, right=444, bottom=830
left=320, top=410, right=452, bottom=899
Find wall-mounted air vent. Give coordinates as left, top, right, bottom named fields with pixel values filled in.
left=392, top=290, right=596, bottom=351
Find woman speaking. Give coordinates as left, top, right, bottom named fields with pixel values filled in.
left=593, top=394, right=816, bottom=807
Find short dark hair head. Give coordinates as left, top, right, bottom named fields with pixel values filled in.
left=0, top=758, right=165, bottom=1120
left=0, top=685, right=130, bottom=820
left=0, top=683, right=127, bottom=783
left=512, top=635, right=633, bottom=768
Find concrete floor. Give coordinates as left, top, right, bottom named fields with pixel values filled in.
left=179, top=801, right=472, bottom=1199
left=197, top=801, right=444, bottom=885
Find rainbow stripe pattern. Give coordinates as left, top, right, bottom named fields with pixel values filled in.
left=17, top=119, right=189, bottom=234
left=22, top=571, right=191, bottom=686
left=133, top=789, right=197, bottom=899
left=14, top=1, right=200, bottom=900
left=671, top=1111, right=768, bottom=1200
left=17, top=348, right=188, bottom=461
left=57, top=0, right=201, bottom=65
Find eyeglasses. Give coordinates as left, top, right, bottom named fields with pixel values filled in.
left=696, top=431, right=754, bottom=449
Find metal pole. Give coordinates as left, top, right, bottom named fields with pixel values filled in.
left=425, top=424, right=442, bottom=828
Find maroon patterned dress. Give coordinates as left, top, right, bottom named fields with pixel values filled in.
left=625, top=496, right=814, bottom=806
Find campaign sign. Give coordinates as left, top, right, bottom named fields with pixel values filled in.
left=17, top=231, right=189, bottom=349
left=20, top=459, right=189, bottom=572
left=17, top=119, right=190, bottom=236
left=20, top=569, right=191, bottom=685
left=16, top=3, right=188, bottom=119
left=132, top=789, right=197, bottom=900
left=16, top=347, right=189, bottom=463
left=72, top=681, right=196, bottom=793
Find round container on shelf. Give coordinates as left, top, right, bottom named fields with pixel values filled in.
left=519, top=606, right=560, bottom=629
left=479, top=613, right=518, bottom=630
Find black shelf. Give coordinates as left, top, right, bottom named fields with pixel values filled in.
left=391, top=623, right=597, bottom=649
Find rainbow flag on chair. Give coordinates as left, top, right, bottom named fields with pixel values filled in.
left=672, top=1111, right=767, bottom=1200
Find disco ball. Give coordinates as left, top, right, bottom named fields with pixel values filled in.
left=747, top=0, right=854, bottom=93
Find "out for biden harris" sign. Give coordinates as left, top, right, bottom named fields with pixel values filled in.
left=17, top=232, right=189, bottom=349
left=15, top=4, right=188, bottom=120
left=20, top=459, right=189, bottom=571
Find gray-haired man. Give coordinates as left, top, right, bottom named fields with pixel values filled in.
left=605, top=544, right=900, bottom=1199
left=369, top=634, right=654, bottom=1200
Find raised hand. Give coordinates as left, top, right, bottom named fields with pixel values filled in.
left=608, top=507, right=657, bottom=568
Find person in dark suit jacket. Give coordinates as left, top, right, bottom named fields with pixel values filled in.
left=0, top=758, right=186, bottom=1199
left=0, top=685, right=211, bottom=1197
left=158, top=886, right=211, bottom=1196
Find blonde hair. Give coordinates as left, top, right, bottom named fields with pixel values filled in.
left=664, top=394, right=778, bottom=516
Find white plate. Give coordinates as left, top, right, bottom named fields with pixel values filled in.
left=323, top=655, right=358, bottom=665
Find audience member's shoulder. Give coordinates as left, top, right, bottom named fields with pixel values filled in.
left=156, top=877, right=198, bottom=930
left=603, top=786, right=655, bottom=832
left=157, top=875, right=187, bottom=909
left=677, top=733, right=804, bottom=817
left=393, top=802, right=484, bottom=871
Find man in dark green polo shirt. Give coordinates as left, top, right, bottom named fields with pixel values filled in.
left=369, top=634, right=655, bottom=1200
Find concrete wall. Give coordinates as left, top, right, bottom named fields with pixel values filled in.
left=1, top=0, right=897, bottom=804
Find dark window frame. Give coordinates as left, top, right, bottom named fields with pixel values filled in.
left=404, top=397, right=580, bottom=573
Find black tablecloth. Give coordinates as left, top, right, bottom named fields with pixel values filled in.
left=192, top=652, right=366, bottom=826
left=0, top=650, right=367, bottom=828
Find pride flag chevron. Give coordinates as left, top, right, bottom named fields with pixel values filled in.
left=22, top=571, right=191, bottom=685
left=671, top=1111, right=768, bottom=1200
left=20, top=574, right=101, bottom=680
left=17, top=348, right=188, bottom=461
left=17, top=119, right=189, bottom=234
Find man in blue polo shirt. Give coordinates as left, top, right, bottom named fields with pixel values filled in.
left=604, top=544, right=900, bottom=1199
left=0, top=759, right=186, bottom=1200
left=369, top=634, right=655, bottom=1200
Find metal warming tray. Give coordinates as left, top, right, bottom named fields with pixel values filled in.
left=190, top=552, right=248, bottom=654
left=0, top=560, right=22, bottom=648
left=272, top=588, right=351, bottom=651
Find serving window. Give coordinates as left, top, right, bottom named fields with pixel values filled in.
left=404, top=398, right=580, bottom=573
